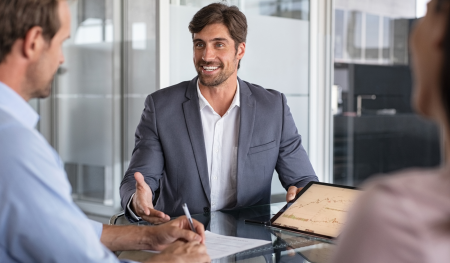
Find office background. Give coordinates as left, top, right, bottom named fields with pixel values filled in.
left=28, top=0, right=438, bottom=217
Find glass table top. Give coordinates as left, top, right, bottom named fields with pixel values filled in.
left=113, top=202, right=336, bottom=263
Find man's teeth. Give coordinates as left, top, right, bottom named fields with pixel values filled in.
left=203, top=66, right=218, bottom=71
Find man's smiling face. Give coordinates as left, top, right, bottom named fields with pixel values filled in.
left=193, top=23, right=245, bottom=87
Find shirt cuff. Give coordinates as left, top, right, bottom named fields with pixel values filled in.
left=127, top=193, right=142, bottom=221
left=89, top=219, right=103, bottom=239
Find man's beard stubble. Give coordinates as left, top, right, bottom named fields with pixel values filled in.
left=197, top=59, right=237, bottom=88
left=26, top=58, right=56, bottom=99
left=32, top=78, right=53, bottom=99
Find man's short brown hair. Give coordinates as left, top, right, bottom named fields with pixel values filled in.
left=188, top=2, right=247, bottom=69
left=0, top=0, right=62, bottom=64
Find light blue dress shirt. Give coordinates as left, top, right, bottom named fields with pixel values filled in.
left=0, top=82, right=135, bottom=262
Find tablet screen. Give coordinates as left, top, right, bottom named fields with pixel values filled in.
left=271, top=183, right=360, bottom=238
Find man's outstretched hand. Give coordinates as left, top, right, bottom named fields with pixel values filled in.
left=286, top=186, right=303, bottom=202
left=131, top=172, right=170, bottom=224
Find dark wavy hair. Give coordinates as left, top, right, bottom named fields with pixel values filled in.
left=0, top=0, right=62, bottom=64
left=188, top=2, right=247, bottom=69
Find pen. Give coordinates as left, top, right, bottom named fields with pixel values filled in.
left=182, top=203, right=197, bottom=234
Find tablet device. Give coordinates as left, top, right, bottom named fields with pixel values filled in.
left=270, top=182, right=361, bottom=240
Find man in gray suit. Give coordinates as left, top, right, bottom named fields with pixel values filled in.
left=120, top=3, right=318, bottom=223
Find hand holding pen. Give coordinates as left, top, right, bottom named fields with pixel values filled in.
left=149, top=213, right=206, bottom=251
left=182, top=203, right=198, bottom=234
left=146, top=214, right=209, bottom=262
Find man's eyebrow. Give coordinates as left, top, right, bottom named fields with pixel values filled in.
left=193, top=38, right=229, bottom=42
left=210, top=38, right=229, bottom=42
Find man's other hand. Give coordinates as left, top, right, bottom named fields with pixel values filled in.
left=148, top=241, right=210, bottom=263
left=132, top=172, right=170, bottom=224
left=286, top=186, right=303, bottom=202
left=150, top=216, right=206, bottom=251
left=100, top=216, right=205, bottom=252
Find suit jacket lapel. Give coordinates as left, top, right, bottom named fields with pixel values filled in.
left=235, top=78, right=256, bottom=207
left=182, top=77, right=211, bottom=203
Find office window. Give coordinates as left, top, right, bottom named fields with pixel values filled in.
left=365, top=14, right=380, bottom=61
left=332, top=0, right=440, bottom=186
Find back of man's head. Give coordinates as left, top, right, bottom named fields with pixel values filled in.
left=189, top=2, right=247, bottom=69
left=0, top=0, right=61, bottom=64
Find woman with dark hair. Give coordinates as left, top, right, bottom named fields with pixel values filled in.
left=331, top=0, right=450, bottom=262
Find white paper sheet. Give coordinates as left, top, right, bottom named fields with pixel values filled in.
left=204, top=230, right=271, bottom=259
left=144, top=231, right=271, bottom=260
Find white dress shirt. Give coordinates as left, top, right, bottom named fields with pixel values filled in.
left=197, top=80, right=240, bottom=211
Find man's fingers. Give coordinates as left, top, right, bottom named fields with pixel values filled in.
left=148, top=241, right=210, bottom=263
left=286, top=186, right=304, bottom=202
left=287, top=186, right=301, bottom=202
left=198, top=253, right=211, bottom=263
left=188, top=241, right=208, bottom=254
left=172, top=216, right=206, bottom=243
left=193, top=220, right=206, bottom=244
left=177, top=241, right=209, bottom=256
left=176, top=229, right=203, bottom=243
left=287, top=186, right=296, bottom=196
left=143, top=206, right=150, bottom=216
left=142, top=213, right=171, bottom=224
left=149, top=208, right=170, bottom=220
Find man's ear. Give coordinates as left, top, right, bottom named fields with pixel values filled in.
left=22, top=26, right=46, bottom=61
left=236, top=42, right=246, bottom=60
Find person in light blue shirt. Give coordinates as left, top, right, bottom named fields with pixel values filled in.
left=0, top=0, right=210, bottom=262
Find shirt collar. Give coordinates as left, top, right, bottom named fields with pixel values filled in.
left=0, top=81, right=39, bottom=129
left=197, top=79, right=240, bottom=113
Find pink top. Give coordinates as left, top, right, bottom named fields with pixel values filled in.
left=331, top=167, right=450, bottom=263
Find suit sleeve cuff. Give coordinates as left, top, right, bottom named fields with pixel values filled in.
left=293, top=175, right=319, bottom=189
left=127, top=193, right=142, bottom=221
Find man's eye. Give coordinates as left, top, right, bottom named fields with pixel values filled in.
left=195, top=43, right=204, bottom=48
left=216, top=43, right=224, bottom=48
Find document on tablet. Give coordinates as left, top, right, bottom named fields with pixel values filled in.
left=204, top=231, right=271, bottom=259
left=270, top=182, right=361, bottom=240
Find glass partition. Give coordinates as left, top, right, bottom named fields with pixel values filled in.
left=123, top=0, right=157, bottom=167
left=56, top=0, right=117, bottom=208
left=47, top=0, right=157, bottom=215
left=332, top=0, right=440, bottom=186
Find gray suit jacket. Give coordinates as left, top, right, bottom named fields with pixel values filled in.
left=120, top=77, right=317, bottom=218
